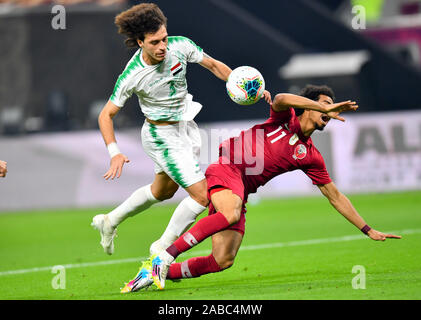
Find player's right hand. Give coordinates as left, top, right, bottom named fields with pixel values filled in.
left=103, top=154, right=130, bottom=180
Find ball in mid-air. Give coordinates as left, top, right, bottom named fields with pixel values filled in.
left=226, top=66, right=265, bottom=105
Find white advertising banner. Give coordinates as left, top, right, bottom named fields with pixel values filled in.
left=0, top=110, right=420, bottom=211
left=327, top=110, right=421, bottom=193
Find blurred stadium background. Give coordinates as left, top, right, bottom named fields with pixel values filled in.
left=1, top=0, right=421, bottom=302
left=0, top=0, right=420, bottom=211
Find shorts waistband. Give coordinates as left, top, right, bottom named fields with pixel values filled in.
left=143, top=119, right=194, bottom=130
left=146, top=118, right=179, bottom=126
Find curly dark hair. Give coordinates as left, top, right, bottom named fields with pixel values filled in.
left=114, top=3, right=168, bottom=48
left=299, top=84, right=335, bottom=102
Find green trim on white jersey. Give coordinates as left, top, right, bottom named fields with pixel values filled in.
left=110, top=52, right=144, bottom=105
left=148, top=123, right=187, bottom=187
left=109, top=36, right=204, bottom=122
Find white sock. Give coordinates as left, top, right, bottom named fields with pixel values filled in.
left=158, top=196, right=207, bottom=248
left=107, top=184, right=159, bottom=228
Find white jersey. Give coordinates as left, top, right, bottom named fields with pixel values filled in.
left=110, top=36, right=204, bottom=121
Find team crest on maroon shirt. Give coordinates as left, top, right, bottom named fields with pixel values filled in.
left=293, top=144, right=307, bottom=160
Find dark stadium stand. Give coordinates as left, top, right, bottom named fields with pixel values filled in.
left=1, top=0, right=421, bottom=133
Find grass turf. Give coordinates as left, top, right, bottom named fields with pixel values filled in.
left=0, top=191, right=420, bottom=300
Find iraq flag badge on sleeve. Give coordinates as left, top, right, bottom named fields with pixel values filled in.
left=171, top=62, right=183, bottom=76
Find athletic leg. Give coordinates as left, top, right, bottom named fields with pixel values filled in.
left=152, top=189, right=243, bottom=289
left=167, top=229, right=243, bottom=280
left=107, top=171, right=179, bottom=228
left=152, top=178, right=208, bottom=254
left=121, top=188, right=244, bottom=292
left=149, top=121, right=209, bottom=254
left=166, top=189, right=242, bottom=257
left=92, top=172, right=178, bottom=255
left=121, top=228, right=243, bottom=293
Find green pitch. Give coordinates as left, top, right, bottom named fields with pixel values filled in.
left=0, top=191, right=420, bottom=300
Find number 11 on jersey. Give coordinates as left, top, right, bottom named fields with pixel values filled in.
left=267, top=125, right=286, bottom=144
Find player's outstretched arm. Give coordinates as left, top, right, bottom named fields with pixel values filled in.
left=318, top=182, right=401, bottom=241
left=199, top=54, right=232, bottom=81
left=272, top=93, right=328, bottom=112
left=98, top=100, right=130, bottom=180
left=0, top=160, right=7, bottom=178
left=272, top=93, right=358, bottom=120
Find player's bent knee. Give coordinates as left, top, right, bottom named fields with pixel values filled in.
left=155, top=194, right=172, bottom=201
left=190, top=194, right=209, bottom=207
left=186, top=180, right=209, bottom=207
left=215, top=254, right=236, bottom=270
left=153, top=188, right=178, bottom=201
left=222, top=209, right=241, bottom=225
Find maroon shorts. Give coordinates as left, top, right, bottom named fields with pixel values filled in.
left=205, top=162, right=247, bottom=235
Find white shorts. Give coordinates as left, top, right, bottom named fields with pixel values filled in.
left=141, top=120, right=205, bottom=188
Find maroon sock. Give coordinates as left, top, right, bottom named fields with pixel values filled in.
left=166, top=212, right=230, bottom=259
left=167, top=254, right=222, bottom=279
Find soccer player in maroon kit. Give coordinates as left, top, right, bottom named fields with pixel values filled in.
left=124, top=85, right=401, bottom=292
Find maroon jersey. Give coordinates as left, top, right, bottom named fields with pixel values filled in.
left=219, top=107, right=332, bottom=195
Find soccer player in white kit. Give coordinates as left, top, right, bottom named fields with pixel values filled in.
left=91, top=3, right=236, bottom=256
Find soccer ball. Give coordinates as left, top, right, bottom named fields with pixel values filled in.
left=226, top=66, right=265, bottom=105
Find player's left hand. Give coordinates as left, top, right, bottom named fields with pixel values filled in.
left=367, top=229, right=402, bottom=241
left=263, top=90, right=272, bottom=105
